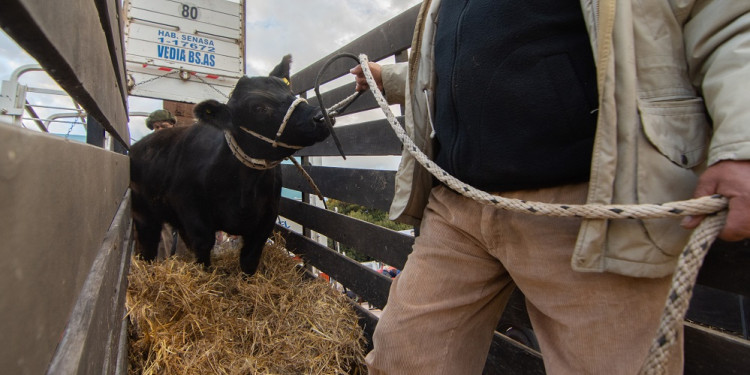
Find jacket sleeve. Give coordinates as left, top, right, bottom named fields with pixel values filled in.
left=381, top=62, right=409, bottom=105
left=684, top=1, right=750, bottom=165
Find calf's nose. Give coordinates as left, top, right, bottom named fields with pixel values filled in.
left=313, top=110, right=335, bottom=125
left=313, top=111, right=324, bottom=122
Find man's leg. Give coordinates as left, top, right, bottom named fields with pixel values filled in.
left=489, top=183, right=680, bottom=375
left=366, top=186, right=516, bottom=374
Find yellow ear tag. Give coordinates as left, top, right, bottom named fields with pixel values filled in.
left=282, top=77, right=290, bottom=85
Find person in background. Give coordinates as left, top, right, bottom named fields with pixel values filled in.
left=146, top=109, right=176, bottom=131
left=351, top=1, right=750, bottom=374
left=144, top=109, right=188, bottom=259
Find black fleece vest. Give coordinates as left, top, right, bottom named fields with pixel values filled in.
left=433, top=0, right=598, bottom=192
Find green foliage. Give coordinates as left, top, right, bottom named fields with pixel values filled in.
left=327, top=199, right=412, bottom=232
left=326, top=199, right=412, bottom=262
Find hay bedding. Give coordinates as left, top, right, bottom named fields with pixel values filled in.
left=126, top=232, right=367, bottom=374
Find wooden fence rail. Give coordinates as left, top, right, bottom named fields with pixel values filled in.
left=281, top=3, right=750, bottom=374
left=0, top=1, right=132, bottom=373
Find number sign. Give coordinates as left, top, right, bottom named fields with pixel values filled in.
left=124, top=0, right=245, bottom=103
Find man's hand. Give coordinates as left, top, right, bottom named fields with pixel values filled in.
left=681, top=160, right=750, bottom=241
left=350, top=62, right=383, bottom=92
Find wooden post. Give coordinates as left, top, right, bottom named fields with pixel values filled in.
left=86, top=114, right=105, bottom=147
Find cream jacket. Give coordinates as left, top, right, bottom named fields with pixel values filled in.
left=381, top=0, right=750, bottom=278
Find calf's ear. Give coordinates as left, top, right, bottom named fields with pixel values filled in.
left=194, top=100, right=232, bottom=130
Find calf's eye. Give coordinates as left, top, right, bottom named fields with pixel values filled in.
left=253, top=105, right=271, bottom=114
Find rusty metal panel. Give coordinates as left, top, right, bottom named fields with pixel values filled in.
left=0, top=0, right=130, bottom=148
left=0, top=125, right=129, bottom=374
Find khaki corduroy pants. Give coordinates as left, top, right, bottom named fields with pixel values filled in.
left=366, top=184, right=682, bottom=375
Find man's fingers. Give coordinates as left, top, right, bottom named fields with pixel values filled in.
left=719, top=196, right=750, bottom=241
left=350, top=66, right=369, bottom=91
left=680, top=215, right=704, bottom=230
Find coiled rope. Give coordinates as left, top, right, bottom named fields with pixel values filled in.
left=348, top=52, right=728, bottom=374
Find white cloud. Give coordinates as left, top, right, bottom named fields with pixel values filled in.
left=244, top=0, right=421, bottom=77
left=0, top=33, right=36, bottom=75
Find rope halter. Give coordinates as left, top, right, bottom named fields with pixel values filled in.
left=224, top=131, right=281, bottom=170
left=240, top=97, right=308, bottom=150
left=224, top=97, right=308, bottom=170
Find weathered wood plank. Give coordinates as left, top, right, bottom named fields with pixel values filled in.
left=281, top=165, right=395, bottom=212
left=290, top=4, right=420, bottom=93
left=687, top=285, right=748, bottom=337
left=698, top=240, right=750, bottom=297
left=276, top=225, right=392, bottom=309
left=685, top=321, right=750, bottom=375
left=279, top=198, right=413, bottom=269
left=0, top=0, right=130, bottom=147
left=484, top=332, right=545, bottom=375
left=352, top=303, right=379, bottom=354
left=46, top=191, right=133, bottom=375
left=95, top=0, right=129, bottom=107
left=497, top=289, right=532, bottom=329
left=349, top=294, right=548, bottom=375
left=295, top=117, right=405, bottom=157
left=0, top=125, right=129, bottom=375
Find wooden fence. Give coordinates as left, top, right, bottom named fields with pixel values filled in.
left=281, top=4, right=750, bottom=374
left=0, top=0, right=132, bottom=374
left=1, top=1, right=748, bottom=374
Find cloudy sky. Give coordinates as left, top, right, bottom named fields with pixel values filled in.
left=0, top=0, right=420, bottom=168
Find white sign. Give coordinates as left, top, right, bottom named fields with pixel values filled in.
left=124, top=0, right=245, bottom=103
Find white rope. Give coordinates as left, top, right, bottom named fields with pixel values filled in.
left=227, top=97, right=310, bottom=168
left=272, top=97, right=308, bottom=148
left=239, top=127, right=304, bottom=150
left=355, top=53, right=728, bottom=374
left=224, top=131, right=281, bottom=170
left=223, top=93, right=336, bottom=206
left=327, top=92, right=361, bottom=116
left=286, top=155, right=327, bottom=209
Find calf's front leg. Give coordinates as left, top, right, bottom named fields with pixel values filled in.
left=239, top=231, right=269, bottom=275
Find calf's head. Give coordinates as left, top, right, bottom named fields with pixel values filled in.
left=194, top=76, right=330, bottom=162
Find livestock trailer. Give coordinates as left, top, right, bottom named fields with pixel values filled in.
left=0, top=1, right=748, bottom=374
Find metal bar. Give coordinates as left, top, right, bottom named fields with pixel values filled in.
left=23, top=100, right=48, bottom=132
left=74, top=102, right=87, bottom=127
left=9, top=64, right=44, bottom=82
left=128, top=17, right=179, bottom=30
left=26, top=87, right=69, bottom=96
left=24, top=103, right=82, bottom=112
left=194, top=29, right=239, bottom=43
left=20, top=117, right=84, bottom=125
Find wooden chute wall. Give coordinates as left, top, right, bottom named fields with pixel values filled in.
left=0, top=0, right=131, bottom=374
left=283, top=3, right=750, bottom=374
